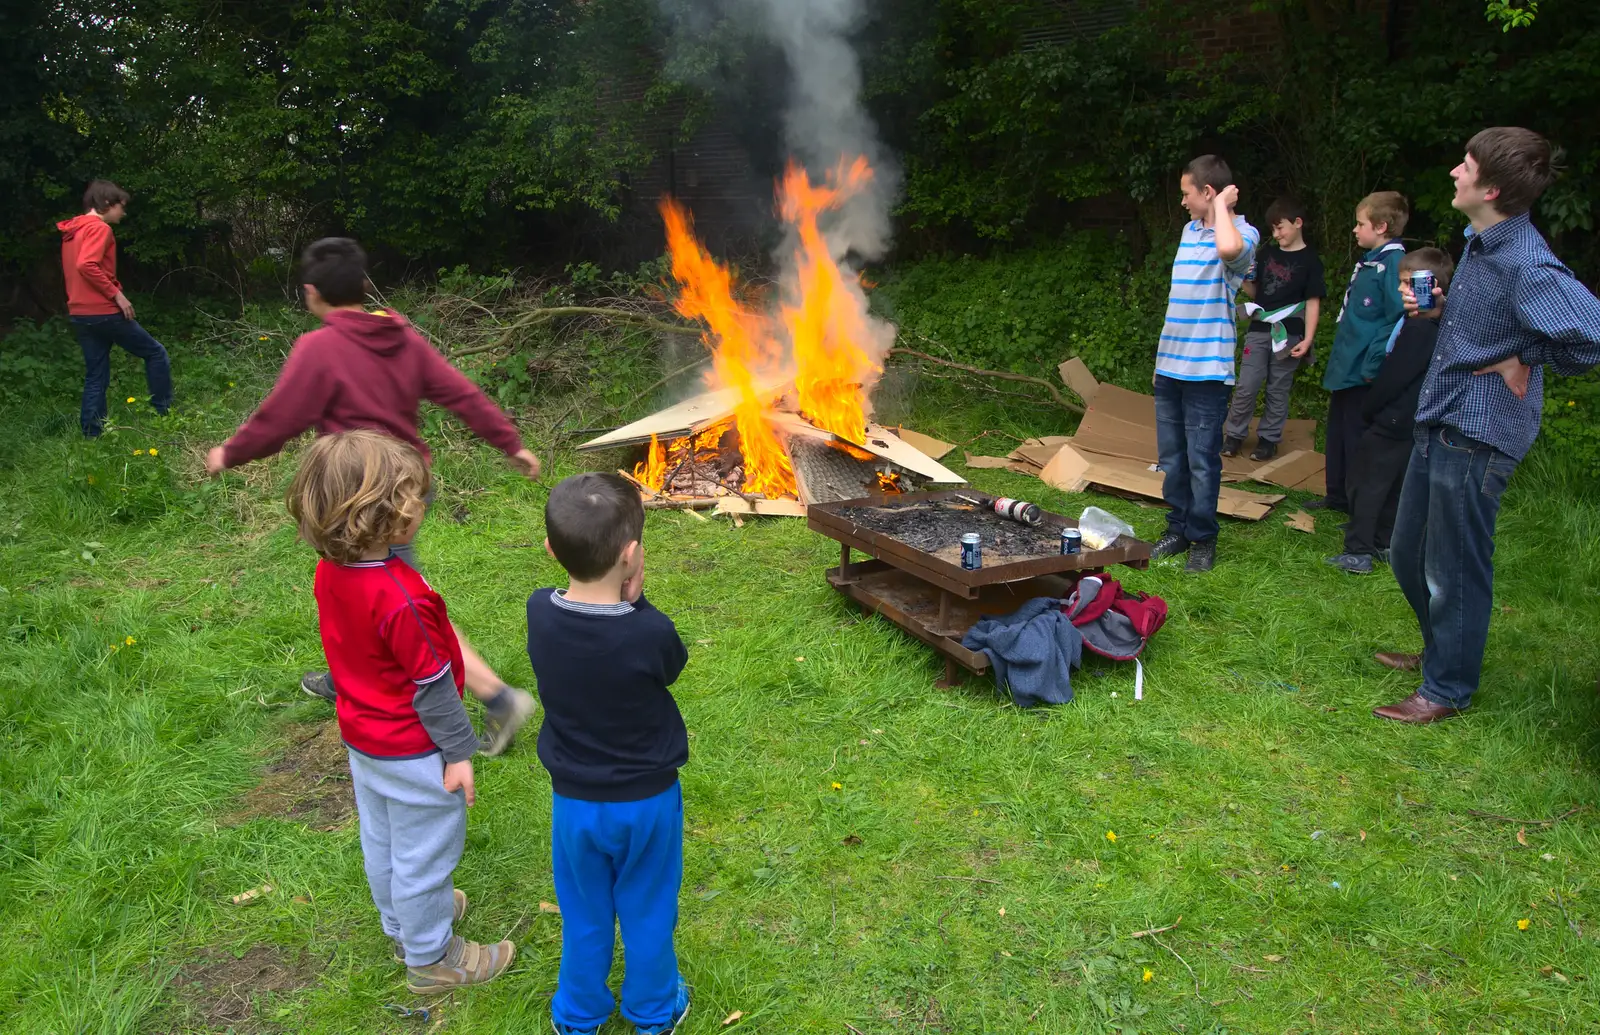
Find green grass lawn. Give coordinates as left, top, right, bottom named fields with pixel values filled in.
left=3, top=323, right=1600, bottom=1035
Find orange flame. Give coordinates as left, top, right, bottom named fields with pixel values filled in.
left=780, top=157, right=881, bottom=445
left=660, top=200, right=795, bottom=498
left=650, top=155, right=890, bottom=499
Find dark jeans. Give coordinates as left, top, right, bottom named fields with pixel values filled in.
left=1154, top=375, right=1232, bottom=544
left=1390, top=425, right=1518, bottom=711
left=1343, top=428, right=1411, bottom=555
left=71, top=314, right=172, bottom=436
left=1324, top=385, right=1370, bottom=509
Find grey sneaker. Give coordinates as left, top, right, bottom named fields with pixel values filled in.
left=1249, top=439, right=1278, bottom=462
left=1220, top=436, right=1244, bottom=458
left=405, top=934, right=515, bottom=994
left=300, top=672, right=336, bottom=702
left=1151, top=531, right=1190, bottom=559
left=1325, top=552, right=1374, bottom=574
left=395, top=889, right=467, bottom=963
left=480, top=686, right=536, bottom=757
left=1184, top=539, right=1216, bottom=572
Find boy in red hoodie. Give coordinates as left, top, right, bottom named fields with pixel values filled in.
left=59, top=180, right=172, bottom=437
left=205, top=237, right=543, bottom=755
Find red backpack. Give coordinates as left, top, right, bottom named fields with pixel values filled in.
left=1061, top=575, right=1168, bottom=661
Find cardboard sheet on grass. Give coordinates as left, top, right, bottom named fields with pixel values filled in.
left=963, top=359, right=1323, bottom=521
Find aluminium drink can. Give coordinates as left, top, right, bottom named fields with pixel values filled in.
left=960, top=533, right=983, bottom=570
left=1410, top=269, right=1437, bottom=311
left=1061, top=528, right=1083, bottom=555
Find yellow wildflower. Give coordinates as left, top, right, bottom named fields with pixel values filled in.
left=147, top=448, right=158, bottom=457
left=1143, top=968, right=1153, bottom=982
left=228, top=382, right=235, bottom=387
left=132, top=449, right=143, bottom=456
left=1568, top=400, right=1577, bottom=407
left=126, top=396, right=136, bottom=403
left=1105, top=831, right=1117, bottom=843
left=125, top=636, right=136, bottom=646
left=1518, top=918, right=1531, bottom=931
left=830, top=782, right=842, bottom=791
left=258, top=335, right=269, bottom=341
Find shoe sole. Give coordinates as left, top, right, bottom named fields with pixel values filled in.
left=405, top=941, right=516, bottom=994
left=480, top=689, right=535, bottom=757
left=300, top=676, right=335, bottom=702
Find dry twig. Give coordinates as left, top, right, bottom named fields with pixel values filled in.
left=1149, top=933, right=1201, bottom=998
left=1131, top=917, right=1182, bottom=939
left=933, top=875, right=1001, bottom=885
left=888, top=345, right=1085, bottom=415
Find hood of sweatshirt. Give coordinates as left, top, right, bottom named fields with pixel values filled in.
left=321, top=308, right=414, bottom=357
left=58, top=214, right=103, bottom=241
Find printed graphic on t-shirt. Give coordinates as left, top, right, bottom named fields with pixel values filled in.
left=1259, top=255, right=1296, bottom=299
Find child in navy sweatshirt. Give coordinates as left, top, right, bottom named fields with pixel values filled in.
left=527, top=472, right=690, bottom=1035
left=1326, top=248, right=1454, bottom=574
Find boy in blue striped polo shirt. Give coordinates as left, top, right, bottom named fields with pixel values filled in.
left=1151, top=155, right=1260, bottom=572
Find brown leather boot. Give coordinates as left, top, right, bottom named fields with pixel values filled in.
left=1374, top=651, right=1422, bottom=672
left=1373, top=692, right=1462, bottom=724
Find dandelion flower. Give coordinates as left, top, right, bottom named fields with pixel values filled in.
left=1518, top=918, right=1531, bottom=930
left=126, top=396, right=136, bottom=403
left=830, top=782, right=842, bottom=791
left=1143, top=968, right=1153, bottom=982
left=147, top=448, right=158, bottom=457
left=1105, top=831, right=1117, bottom=842
left=258, top=335, right=269, bottom=341
left=125, top=636, right=136, bottom=646
left=132, top=449, right=143, bottom=456
left=1568, top=400, right=1576, bottom=407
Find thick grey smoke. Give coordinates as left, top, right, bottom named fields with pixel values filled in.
left=746, top=0, right=896, bottom=261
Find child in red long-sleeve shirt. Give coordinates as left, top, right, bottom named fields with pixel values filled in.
left=206, top=237, right=542, bottom=755
left=58, top=180, right=172, bottom=437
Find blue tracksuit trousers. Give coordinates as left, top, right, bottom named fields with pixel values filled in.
left=550, top=781, right=683, bottom=1031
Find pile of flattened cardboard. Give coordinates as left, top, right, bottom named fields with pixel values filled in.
left=964, top=359, right=1326, bottom=521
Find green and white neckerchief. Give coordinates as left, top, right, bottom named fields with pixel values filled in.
left=1336, top=241, right=1407, bottom=324
left=1241, top=301, right=1306, bottom=352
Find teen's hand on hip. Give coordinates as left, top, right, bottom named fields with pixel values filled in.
left=204, top=446, right=227, bottom=477
left=114, top=292, right=136, bottom=320
left=509, top=448, right=541, bottom=480
left=1473, top=355, right=1531, bottom=399
left=443, top=759, right=476, bottom=805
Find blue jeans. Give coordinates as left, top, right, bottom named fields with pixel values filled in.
left=551, top=782, right=684, bottom=1032
left=70, top=314, right=172, bottom=436
left=1389, top=426, right=1518, bottom=710
left=1154, top=375, right=1233, bottom=543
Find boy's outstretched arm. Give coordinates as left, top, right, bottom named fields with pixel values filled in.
left=208, top=343, right=336, bottom=473
left=419, top=345, right=541, bottom=478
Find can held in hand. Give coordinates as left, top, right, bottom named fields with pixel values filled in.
left=1061, top=528, right=1083, bottom=555
left=1410, top=269, right=1437, bottom=311
left=993, top=497, right=1042, bottom=526
left=960, top=532, right=983, bottom=570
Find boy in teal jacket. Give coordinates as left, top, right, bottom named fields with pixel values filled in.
left=1313, top=191, right=1408, bottom=511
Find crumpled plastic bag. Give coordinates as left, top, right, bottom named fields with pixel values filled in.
left=1077, top=506, right=1135, bottom=551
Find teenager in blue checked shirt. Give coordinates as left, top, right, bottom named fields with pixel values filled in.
left=1371, top=127, right=1600, bottom=724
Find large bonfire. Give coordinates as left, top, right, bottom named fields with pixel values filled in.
left=633, top=157, right=891, bottom=501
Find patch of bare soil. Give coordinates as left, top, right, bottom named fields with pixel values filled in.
left=223, top=722, right=353, bottom=830
left=168, top=944, right=318, bottom=1033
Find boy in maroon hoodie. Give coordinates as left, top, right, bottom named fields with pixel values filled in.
left=205, top=237, right=543, bottom=755
left=59, top=180, right=172, bottom=437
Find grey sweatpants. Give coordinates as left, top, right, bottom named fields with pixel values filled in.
left=1224, top=328, right=1307, bottom=444
left=348, top=749, right=467, bottom=966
